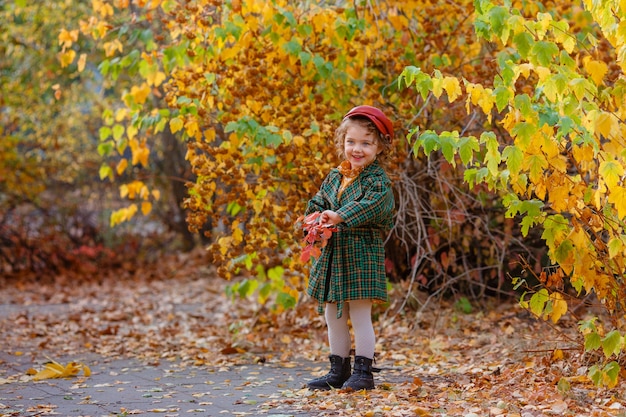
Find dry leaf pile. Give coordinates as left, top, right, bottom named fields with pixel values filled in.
left=1, top=249, right=625, bottom=416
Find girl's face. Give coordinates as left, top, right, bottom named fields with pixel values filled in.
left=343, top=124, right=381, bottom=170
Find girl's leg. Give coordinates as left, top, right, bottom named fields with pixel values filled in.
left=342, top=299, right=376, bottom=390
left=325, top=302, right=351, bottom=357
left=348, top=299, right=374, bottom=358
left=306, top=303, right=352, bottom=390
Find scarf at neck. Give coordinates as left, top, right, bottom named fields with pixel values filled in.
left=337, top=160, right=365, bottom=199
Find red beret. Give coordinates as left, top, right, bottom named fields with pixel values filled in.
left=343, top=105, right=394, bottom=142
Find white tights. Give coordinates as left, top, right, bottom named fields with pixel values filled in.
left=324, top=300, right=375, bottom=359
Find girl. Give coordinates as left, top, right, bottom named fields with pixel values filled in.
left=304, top=105, right=395, bottom=391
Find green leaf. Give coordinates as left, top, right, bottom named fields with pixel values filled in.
left=502, top=145, right=523, bottom=177
left=458, top=136, right=480, bottom=166
left=439, top=131, right=458, bottom=165
left=557, top=377, right=571, bottom=395
left=603, top=361, right=620, bottom=387
left=418, top=130, right=440, bottom=154
left=494, top=86, right=512, bottom=111
left=482, top=132, right=501, bottom=176
left=513, top=94, right=533, bottom=118
left=99, top=126, right=112, bottom=141
left=398, top=65, right=422, bottom=88
left=97, top=142, right=114, bottom=156
left=585, top=332, right=602, bottom=351
left=554, top=239, right=574, bottom=265
left=531, top=41, right=559, bottom=66
left=513, top=32, right=534, bottom=59
left=268, top=266, right=285, bottom=282
left=283, top=39, right=302, bottom=55
left=529, top=289, right=549, bottom=317
left=602, top=330, right=623, bottom=358
left=113, top=124, right=125, bottom=141
left=511, top=122, right=536, bottom=148
left=488, top=6, right=509, bottom=39
left=588, top=365, right=602, bottom=386
left=98, top=163, right=112, bottom=181
left=276, top=291, right=296, bottom=309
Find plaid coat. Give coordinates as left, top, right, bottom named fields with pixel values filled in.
left=305, top=160, right=394, bottom=318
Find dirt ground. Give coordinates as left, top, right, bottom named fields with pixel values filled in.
left=1, top=250, right=625, bottom=416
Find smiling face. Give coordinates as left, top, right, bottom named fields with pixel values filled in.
left=343, top=123, right=381, bottom=170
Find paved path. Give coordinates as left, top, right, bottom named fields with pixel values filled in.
left=0, top=351, right=316, bottom=417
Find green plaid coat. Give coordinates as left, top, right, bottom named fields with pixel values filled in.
left=305, top=160, right=394, bottom=318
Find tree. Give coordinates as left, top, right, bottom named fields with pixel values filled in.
left=67, top=0, right=523, bottom=311
left=402, top=0, right=626, bottom=386
left=0, top=0, right=109, bottom=273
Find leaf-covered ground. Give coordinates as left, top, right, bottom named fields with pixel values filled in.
left=1, top=250, right=625, bottom=416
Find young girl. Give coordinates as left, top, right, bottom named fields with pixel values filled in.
left=304, top=105, right=395, bottom=391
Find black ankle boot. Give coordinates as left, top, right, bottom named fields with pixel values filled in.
left=306, top=355, right=351, bottom=390
left=342, top=356, right=376, bottom=391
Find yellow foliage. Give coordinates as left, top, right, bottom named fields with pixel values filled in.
left=608, top=186, right=626, bottom=219
left=103, top=39, right=123, bottom=57
left=128, top=83, right=151, bottom=105
left=30, top=359, right=91, bottom=381
left=141, top=201, right=152, bottom=216
left=77, top=53, right=87, bottom=72
left=58, top=29, right=78, bottom=49
left=584, top=57, right=608, bottom=86
left=130, top=139, right=149, bottom=167
left=116, top=158, right=128, bottom=175
left=170, top=117, right=184, bottom=134
left=59, top=49, right=76, bottom=68
left=549, top=292, right=568, bottom=323
left=92, top=0, right=114, bottom=17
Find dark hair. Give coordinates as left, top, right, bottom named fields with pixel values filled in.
left=333, top=116, right=392, bottom=167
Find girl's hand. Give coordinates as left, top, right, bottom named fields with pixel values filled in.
left=320, top=210, right=343, bottom=226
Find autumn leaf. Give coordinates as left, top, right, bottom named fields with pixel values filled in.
left=297, top=212, right=337, bottom=262
left=30, top=359, right=91, bottom=381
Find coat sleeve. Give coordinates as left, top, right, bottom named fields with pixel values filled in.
left=336, top=175, right=394, bottom=229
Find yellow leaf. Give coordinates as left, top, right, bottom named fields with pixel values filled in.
left=115, top=108, right=128, bottom=122
left=443, top=77, right=462, bottom=102
left=550, top=292, right=568, bottom=323
left=31, top=359, right=90, bottom=381
left=125, top=126, right=137, bottom=142
left=151, top=189, right=161, bottom=201
left=58, top=29, right=79, bottom=49
left=552, top=348, right=564, bottom=361
left=431, top=76, right=443, bottom=99
left=116, top=158, right=128, bottom=175
left=549, top=184, right=570, bottom=212
left=584, top=57, right=608, bottom=86
left=595, top=112, right=617, bottom=139
left=130, top=139, right=150, bottom=167
left=103, top=39, right=123, bottom=57
left=147, top=70, right=166, bottom=87
left=93, top=0, right=114, bottom=16
left=217, top=236, right=232, bottom=255
left=77, top=53, right=87, bottom=73
left=599, top=160, right=624, bottom=190
left=609, top=186, right=626, bottom=219
left=59, top=49, right=76, bottom=68
left=608, top=237, right=623, bottom=259
left=185, top=119, right=200, bottom=138
left=129, top=83, right=151, bottom=105
left=120, top=184, right=129, bottom=199
left=141, top=201, right=152, bottom=215
left=170, top=117, right=184, bottom=134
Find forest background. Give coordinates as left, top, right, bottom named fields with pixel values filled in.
left=4, top=0, right=626, bottom=410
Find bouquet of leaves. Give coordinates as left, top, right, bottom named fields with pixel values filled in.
left=296, top=212, right=337, bottom=263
